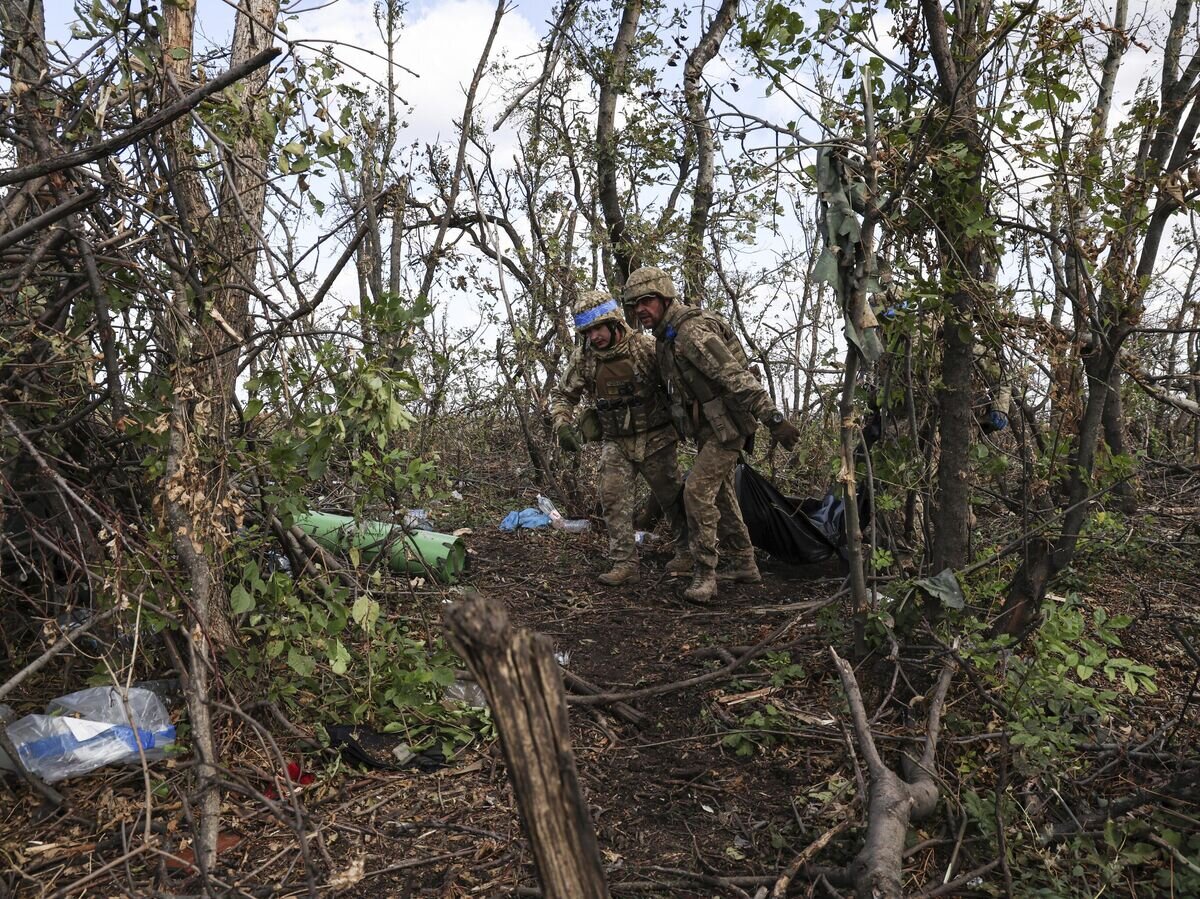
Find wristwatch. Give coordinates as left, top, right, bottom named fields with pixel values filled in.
left=767, top=410, right=784, bottom=427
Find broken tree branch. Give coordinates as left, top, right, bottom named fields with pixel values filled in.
left=0, top=47, right=281, bottom=188
left=444, top=593, right=610, bottom=899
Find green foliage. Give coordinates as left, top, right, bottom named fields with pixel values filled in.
left=965, top=596, right=1155, bottom=763
left=720, top=702, right=792, bottom=757
left=758, top=651, right=806, bottom=688
left=227, top=550, right=461, bottom=732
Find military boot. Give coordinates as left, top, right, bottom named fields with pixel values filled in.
left=598, top=561, right=641, bottom=586
left=665, top=548, right=694, bottom=577
left=683, top=567, right=718, bottom=604
left=717, top=553, right=762, bottom=584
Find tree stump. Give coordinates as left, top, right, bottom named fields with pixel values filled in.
left=444, top=594, right=610, bottom=899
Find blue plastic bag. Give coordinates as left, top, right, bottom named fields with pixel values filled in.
left=499, top=509, right=551, bottom=530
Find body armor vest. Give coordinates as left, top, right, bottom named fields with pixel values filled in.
left=658, top=306, right=759, bottom=441
left=593, top=353, right=672, bottom=437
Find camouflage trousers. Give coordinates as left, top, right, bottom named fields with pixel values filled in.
left=599, top=441, right=687, bottom=563
left=683, top=435, right=753, bottom=571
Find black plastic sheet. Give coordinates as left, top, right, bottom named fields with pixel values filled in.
left=734, top=463, right=869, bottom=565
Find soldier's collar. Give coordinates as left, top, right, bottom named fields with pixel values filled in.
left=655, top=301, right=687, bottom=341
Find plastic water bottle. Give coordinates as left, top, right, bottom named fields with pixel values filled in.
left=535, top=494, right=563, bottom=524
left=536, top=495, right=590, bottom=533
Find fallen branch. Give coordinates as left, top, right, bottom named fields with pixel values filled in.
left=768, top=818, right=851, bottom=898
left=560, top=667, right=645, bottom=727
left=830, top=644, right=957, bottom=899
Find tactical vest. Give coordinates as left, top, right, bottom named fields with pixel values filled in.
left=658, top=306, right=759, bottom=442
left=593, top=353, right=672, bottom=437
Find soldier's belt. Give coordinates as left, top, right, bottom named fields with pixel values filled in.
left=596, top=396, right=644, bottom=411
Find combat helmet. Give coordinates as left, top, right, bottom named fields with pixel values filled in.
left=572, top=290, right=625, bottom=333
left=622, top=266, right=678, bottom=304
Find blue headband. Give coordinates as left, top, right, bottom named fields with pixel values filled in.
left=573, top=299, right=619, bottom=329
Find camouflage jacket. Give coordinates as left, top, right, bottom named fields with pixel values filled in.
left=652, top=301, right=779, bottom=445
left=550, top=331, right=676, bottom=461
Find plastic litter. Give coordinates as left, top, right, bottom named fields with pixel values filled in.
left=450, top=490, right=464, bottom=501
left=634, top=530, right=660, bottom=547
left=734, top=463, right=870, bottom=566
left=294, top=511, right=467, bottom=582
left=263, top=549, right=292, bottom=576
left=403, top=509, right=435, bottom=531
left=327, top=724, right=448, bottom=772
left=536, top=495, right=591, bottom=534
left=3, top=686, right=175, bottom=783
left=444, top=681, right=488, bottom=709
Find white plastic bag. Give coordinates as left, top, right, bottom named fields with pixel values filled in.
left=5, top=686, right=176, bottom=783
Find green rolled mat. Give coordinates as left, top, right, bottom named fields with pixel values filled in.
left=293, top=511, right=468, bottom=583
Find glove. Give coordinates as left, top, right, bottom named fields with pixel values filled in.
left=982, top=410, right=1008, bottom=433
left=770, top=417, right=800, bottom=450
left=557, top=423, right=582, bottom=453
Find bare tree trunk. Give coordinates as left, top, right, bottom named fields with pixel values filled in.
left=596, top=0, right=642, bottom=287
left=0, top=0, right=46, bottom=169
left=918, top=0, right=991, bottom=573
left=681, top=0, right=738, bottom=303
left=932, top=288, right=975, bottom=571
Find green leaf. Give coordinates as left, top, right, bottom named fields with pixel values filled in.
left=168, top=47, right=189, bottom=61
left=328, top=639, right=350, bottom=675
left=288, top=647, right=316, bottom=677
left=242, top=398, right=264, bottom=420
left=914, top=568, right=965, bottom=610
left=230, top=583, right=255, bottom=614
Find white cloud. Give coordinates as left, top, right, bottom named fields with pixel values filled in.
left=291, top=0, right=541, bottom=151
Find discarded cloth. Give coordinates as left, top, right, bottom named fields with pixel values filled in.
left=499, top=508, right=552, bottom=530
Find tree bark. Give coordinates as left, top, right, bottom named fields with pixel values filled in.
left=444, top=595, right=610, bottom=899
left=596, top=0, right=642, bottom=288
left=830, top=647, right=956, bottom=899
left=919, top=0, right=990, bottom=573
left=682, top=0, right=738, bottom=303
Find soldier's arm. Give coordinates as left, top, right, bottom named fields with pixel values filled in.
left=677, top=320, right=779, bottom=422
left=549, top=349, right=588, bottom=427
left=973, top=342, right=1013, bottom=415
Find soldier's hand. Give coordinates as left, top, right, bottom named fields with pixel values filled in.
left=557, top=423, right=582, bottom=453
left=770, top=417, right=800, bottom=450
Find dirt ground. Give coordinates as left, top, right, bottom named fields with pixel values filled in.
left=3, top=475, right=1199, bottom=897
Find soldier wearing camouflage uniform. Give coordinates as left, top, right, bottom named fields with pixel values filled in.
left=550, top=290, right=691, bottom=586
left=626, top=268, right=800, bottom=604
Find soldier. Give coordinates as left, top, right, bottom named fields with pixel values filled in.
left=625, top=267, right=799, bottom=604
left=550, top=290, right=691, bottom=586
